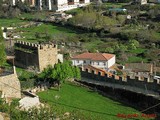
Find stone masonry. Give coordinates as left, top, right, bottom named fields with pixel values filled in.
left=0, top=67, right=21, bottom=99
left=15, top=41, right=60, bottom=72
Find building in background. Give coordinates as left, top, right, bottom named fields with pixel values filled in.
left=35, top=0, right=90, bottom=11
left=72, top=52, right=116, bottom=69
left=4, top=0, right=90, bottom=11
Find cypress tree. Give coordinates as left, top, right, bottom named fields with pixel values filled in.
left=0, top=29, right=6, bottom=67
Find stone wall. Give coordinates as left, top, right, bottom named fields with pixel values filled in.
left=15, top=41, right=59, bottom=72
left=0, top=70, right=21, bottom=99
left=38, top=44, right=58, bottom=71
left=81, top=67, right=160, bottom=92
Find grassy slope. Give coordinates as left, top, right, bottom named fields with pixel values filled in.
left=16, top=23, right=77, bottom=43
left=37, top=83, right=148, bottom=120
left=0, top=18, right=26, bottom=27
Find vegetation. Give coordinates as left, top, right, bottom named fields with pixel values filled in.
left=66, top=3, right=160, bottom=65
left=0, top=28, right=6, bottom=67
left=0, top=98, right=56, bottom=120
left=16, top=23, right=77, bottom=43
left=38, top=61, right=81, bottom=84
left=38, top=82, right=145, bottom=120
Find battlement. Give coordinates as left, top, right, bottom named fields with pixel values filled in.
left=15, top=40, right=57, bottom=50
left=80, top=67, right=160, bottom=92
left=15, top=40, right=59, bottom=72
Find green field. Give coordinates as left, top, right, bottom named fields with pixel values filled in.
left=37, top=82, right=149, bottom=120
left=0, top=18, right=27, bottom=27
left=16, top=23, right=77, bottom=43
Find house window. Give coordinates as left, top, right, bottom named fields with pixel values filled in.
left=103, top=62, right=106, bottom=65
left=77, top=60, right=79, bottom=63
left=97, top=62, right=99, bottom=65
left=84, top=60, right=86, bottom=63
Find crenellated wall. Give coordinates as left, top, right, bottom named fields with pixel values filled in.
left=81, top=67, right=160, bottom=92
left=15, top=40, right=59, bottom=72
left=0, top=68, right=21, bottom=99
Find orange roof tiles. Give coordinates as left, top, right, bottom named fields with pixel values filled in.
left=72, top=53, right=115, bottom=61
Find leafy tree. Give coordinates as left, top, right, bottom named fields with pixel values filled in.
left=74, top=66, right=81, bottom=80
left=38, top=61, right=81, bottom=85
left=128, top=39, right=139, bottom=50
left=105, top=47, right=114, bottom=53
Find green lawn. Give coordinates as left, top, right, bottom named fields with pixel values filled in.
left=37, top=82, right=147, bottom=120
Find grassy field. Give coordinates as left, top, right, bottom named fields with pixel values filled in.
left=37, top=82, right=149, bottom=120
left=104, top=2, right=127, bottom=8
left=20, top=12, right=48, bottom=19
left=0, top=18, right=27, bottom=27
left=16, top=23, right=78, bottom=43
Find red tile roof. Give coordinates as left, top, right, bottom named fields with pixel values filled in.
left=72, top=53, right=115, bottom=61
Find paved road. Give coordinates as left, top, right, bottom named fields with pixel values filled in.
left=81, top=77, right=160, bottom=99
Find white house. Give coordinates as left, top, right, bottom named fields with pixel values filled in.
left=36, top=0, right=90, bottom=11
left=5, top=0, right=90, bottom=11
left=72, top=52, right=116, bottom=69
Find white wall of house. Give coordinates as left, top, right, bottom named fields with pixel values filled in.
left=91, top=61, right=108, bottom=69
left=74, top=0, right=79, bottom=4
left=50, top=0, right=90, bottom=11
left=48, top=0, right=52, bottom=10
left=72, top=59, right=91, bottom=66
left=107, top=56, right=116, bottom=68
left=72, top=56, right=115, bottom=69
left=84, top=0, right=90, bottom=3
left=57, top=0, right=68, bottom=5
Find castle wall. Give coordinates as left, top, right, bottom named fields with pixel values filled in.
left=15, top=50, right=39, bottom=69
left=15, top=41, right=59, bottom=72
left=0, top=71, right=21, bottom=99
left=81, top=68, right=160, bottom=92
left=15, top=42, right=39, bottom=70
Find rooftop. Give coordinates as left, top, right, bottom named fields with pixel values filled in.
left=72, top=53, right=115, bottom=61
left=125, top=63, right=153, bottom=73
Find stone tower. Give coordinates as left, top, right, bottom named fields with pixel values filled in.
left=38, top=44, right=59, bottom=71
left=15, top=41, right=61, bottom=72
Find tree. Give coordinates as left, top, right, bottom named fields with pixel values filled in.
left=128, top=39, right=139, bottom=50
left=0, top=29, right=6, bottom=67
left=74, top=66, right=81, bottom=80
left=38, top=61, right=81, bottom=87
